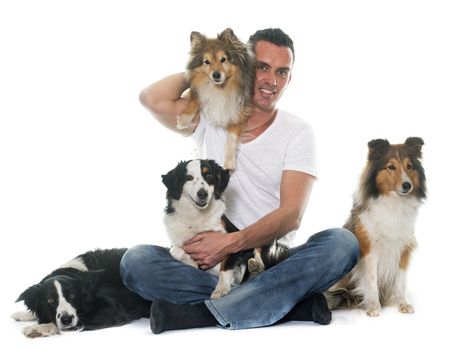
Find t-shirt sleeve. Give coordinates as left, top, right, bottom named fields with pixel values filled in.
left=283, top=124, right=317, bottom=178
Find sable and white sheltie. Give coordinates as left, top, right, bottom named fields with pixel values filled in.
left=327, top=137, right=427, bottom=317
left=177, top=28, right=255, bottom=170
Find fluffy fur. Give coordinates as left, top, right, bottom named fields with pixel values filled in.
left=13, top=248, right=151, bottom=338
left=327, top=137, right=426, bottom=316
left=177, top=28, right=255, bottom=170
left=162, top=159, right=288, bottom=299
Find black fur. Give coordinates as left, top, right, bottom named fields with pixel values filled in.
left=162, top=159, right=230, bottom=214
left=16, top=248, right=151, bottom=332
left=362, top=137, right=426, bottom=201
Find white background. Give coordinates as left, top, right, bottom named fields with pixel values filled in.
left=1, top=0, right=473, bottom=349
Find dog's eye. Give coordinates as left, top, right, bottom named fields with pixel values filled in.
left=186, top=175, right=194, bottom=181
left=407, top=163, right=413, bottom=170
left=220, top=57, right=227, bottom=63
left=387, top=164, right=396, bottom=171
left=203, top=59, right=210, bottom=65
left=47, top=298, right=54, bottom=304
left=69, top=293, right=75, bottom=299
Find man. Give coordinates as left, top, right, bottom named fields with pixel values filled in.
left=120, top=28, right=359, bottom=333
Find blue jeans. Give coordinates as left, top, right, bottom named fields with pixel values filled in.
left=120, top=228, right=359, bottom=330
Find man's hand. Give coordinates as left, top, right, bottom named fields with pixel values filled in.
left=183, top=231, right=236, bottom=270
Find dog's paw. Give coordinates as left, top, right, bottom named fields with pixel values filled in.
left=12, top=311, right=36, bottom=322
left=399, top=303, right=414, bottom=314
left=223, top=158, right=236, bottom=171
left=366, top=308, right=381, bottom=317
left=210, top=287, right=231, bottom=300
left=247, top=258, right=264, bottom=274
left=22, top=323, right=59, bottom=338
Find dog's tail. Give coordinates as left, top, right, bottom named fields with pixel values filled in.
left=324, top=288, right=362, bottom=310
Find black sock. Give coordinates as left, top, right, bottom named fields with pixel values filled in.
left=150, top=299, right=217, bottom=334
left=281, top=293, right=332, bottom=325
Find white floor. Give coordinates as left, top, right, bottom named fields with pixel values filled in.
left=3, top=231, right=471, bottom=350
left=3, top=296, right=469, bottom=350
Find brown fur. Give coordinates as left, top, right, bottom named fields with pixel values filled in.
left=326, top=137, right=426, bottom=316
left=177, top=28, right=255, bottom=170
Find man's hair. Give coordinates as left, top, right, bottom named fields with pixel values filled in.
left=248, top=28, right=295, bottom=62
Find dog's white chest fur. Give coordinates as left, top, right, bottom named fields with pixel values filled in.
left=198, top=84, right=243, bottom=127
left=164, top=198, right=226, bottom=246
left=361, top=194, right=419, bottom=247
left=358, top=194, right=420, bottom=287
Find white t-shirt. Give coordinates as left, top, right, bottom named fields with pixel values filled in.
left=191, top=109, right=316, bottom=247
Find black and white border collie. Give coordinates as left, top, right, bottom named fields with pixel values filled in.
left=327, top=137, right=427, bottom=316
left=162, top=159, right=288, bottom=299
left=13, top=248, right=151, bottom=338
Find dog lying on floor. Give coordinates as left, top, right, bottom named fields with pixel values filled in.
left=13, top=248, right=151, bottom=338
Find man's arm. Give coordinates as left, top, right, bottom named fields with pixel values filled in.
left=139, top=72, right=199, bottom=136
left=184, top=170, right=315, bottom=269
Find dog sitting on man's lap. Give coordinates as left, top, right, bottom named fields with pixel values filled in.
left=162, top=159, right=288, bottom=299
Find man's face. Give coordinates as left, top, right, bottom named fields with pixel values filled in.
left=253, top=41, right=293, bottom=113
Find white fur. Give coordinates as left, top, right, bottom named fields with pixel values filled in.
left=164, top=161, right=226, bottom=249
left=197, top=83, right=244, bottom=128
left=22, top=323, right=59, bottom=338
left=211, top=269, right=235, bottom=299
left=54, top=280, right=79, bottom=329
left=11, top=310, right=37, bottom=321
left=223, top=131, right=239, bottom=170
left=351, top=193, right=420, bottom=316
left=61, top=257, right=88, bottom=271
left=164, top=160, right=232, bottom=297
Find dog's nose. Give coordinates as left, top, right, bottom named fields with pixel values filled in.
left=197, top=189, right=208, bottom=201
left=60, top=314, right=74, bottom=326
left=402, top=182, right=412, bottom=192
left=212, top=71, right=221, bottom=81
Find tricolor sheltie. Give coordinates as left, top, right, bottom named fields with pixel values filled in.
left=177, top=28, right=255, bottom=170
left=327, top=137, right=427, bottom=316
left=162, top=159, right=288, bottom=299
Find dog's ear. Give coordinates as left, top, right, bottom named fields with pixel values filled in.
left=208, top=159, right=230, bottom=198
left=367, top=139, right=390, bottom=160
left=190, top=31, right=206, bottom=49
left=16, top=283, right=42, bottom=313
left=404, top=137, right=424, bottom=158
left=162, top=161, right=188, bottom=200
left=218, top=28, right=238, bottom=42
